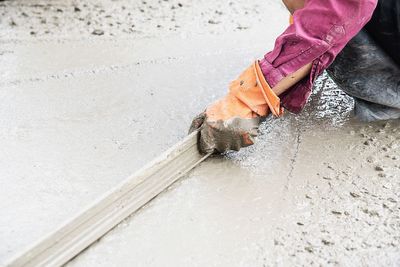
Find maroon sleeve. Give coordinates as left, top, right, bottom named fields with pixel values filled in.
left=260, top=0, right=378, bottom=113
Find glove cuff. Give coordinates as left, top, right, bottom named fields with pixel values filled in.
left=229, top=61, right=283, bottom=118
left=253, top=60, right=283, bottom=117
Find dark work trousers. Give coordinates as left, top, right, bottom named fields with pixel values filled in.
left=327, top=0, right=400, bottom=121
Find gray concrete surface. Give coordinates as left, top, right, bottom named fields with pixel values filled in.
left=0, top=0, right=278, bottom=39
left=1, top=0, right=399, bottom=266
left=0, top=0, right=287, bottom=264
left=68, top=75, right=400, bottom=267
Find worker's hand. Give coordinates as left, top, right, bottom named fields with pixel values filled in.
left=188, top=61, right=283, bottom=154
left=188, top=97, right=261, bottom=154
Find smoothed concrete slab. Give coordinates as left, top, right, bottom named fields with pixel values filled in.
left=0, top=27, right=286, bottom=264
left=68, top=77, right=400, bottom=267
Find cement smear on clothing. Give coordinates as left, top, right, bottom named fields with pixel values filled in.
left=69, top=75, right=400, bottom=266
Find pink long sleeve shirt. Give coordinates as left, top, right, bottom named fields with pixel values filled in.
left=260, top=0, right=378, bottom=113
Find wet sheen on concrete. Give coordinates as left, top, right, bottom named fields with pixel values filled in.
left=0, top=0, right=288, bottom=263
left=1, top=0, right=400, bottom=266
left=68, top=76, right=400, bottom=267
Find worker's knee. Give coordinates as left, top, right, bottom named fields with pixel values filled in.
left=282, top=0, right=305, bottom=14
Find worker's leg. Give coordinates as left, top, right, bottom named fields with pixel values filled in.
left=328, top=31, right=400, bottom=121
left=353, top=100, right=400, bottom=122
left=327, top=0, right=400, bottom=122
left=365, top=0, right=400, bottom=65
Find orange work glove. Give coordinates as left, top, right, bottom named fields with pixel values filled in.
left=189, top=61, right=283, bottom=154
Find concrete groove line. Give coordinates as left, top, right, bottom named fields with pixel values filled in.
left=0, top=39, right=261, bottom=87
left=5, top=130, right=210, bottom=267
left=285, top=75, right=329, bottom=191
left=0, top=48, right=244, bottom=87
left=282, top=74, right=330, bottom=192
left=284, top=126, right=302, bottom=191
left=0, top=58, right=175, bottom=87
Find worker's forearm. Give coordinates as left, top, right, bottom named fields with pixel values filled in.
left=272, top=0, right=308, bottom=96
left=272, top=62, right=312, bottom=96
left=261, top=0, right=378, bottom=113
left=282, top=0, right=305, bottom=14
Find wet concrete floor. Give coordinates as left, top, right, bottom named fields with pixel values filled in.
left=0, top=1, right=287, bottom=263
left=68, top=76, right=400, bottom=266
left=1, top=0, right=399, bottom=266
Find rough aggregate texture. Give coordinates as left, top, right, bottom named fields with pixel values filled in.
left=0, top=0, right=399, bottom=266
left=269, top=106, right=400, bottom=265
left=69, top=75, right=400, bottom=267
left=0, top=0, right=287, bottom=264
left=0, top=0, right=275, bottom=39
